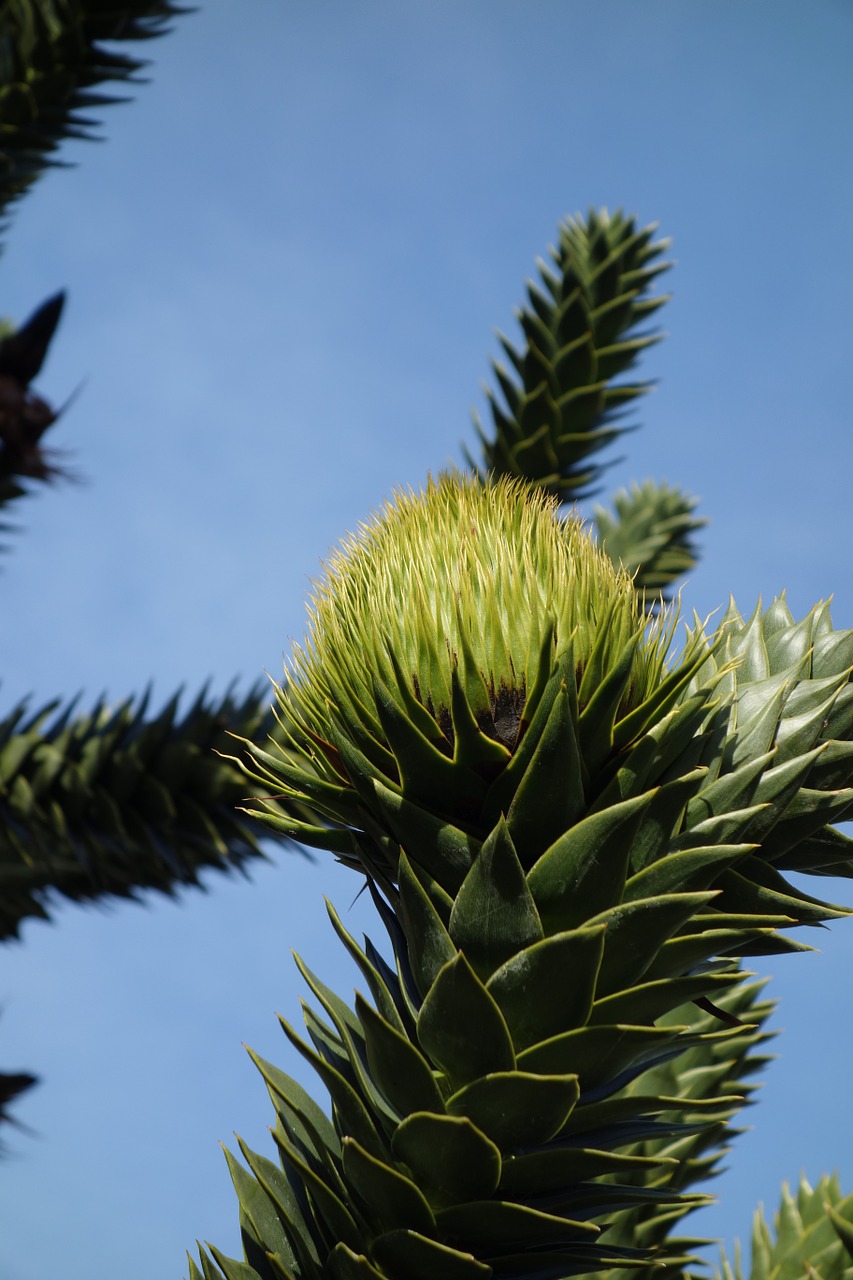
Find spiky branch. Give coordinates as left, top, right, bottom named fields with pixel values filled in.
left=467, top=208, right=669, bottom=502
left=594, top=482, right=707, bottom=600
left=0, top=0, right=188, bottom=225
left=466, top=209, right=705, bottom=599
left=594, top=979, right=776, bottom=1280
left=0, top=683, right=301, bottom=941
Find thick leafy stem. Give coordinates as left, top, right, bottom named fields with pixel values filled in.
left=466, top=208, right=671, bottom=503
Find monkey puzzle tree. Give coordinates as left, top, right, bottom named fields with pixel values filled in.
left=184, top=213, right=853, bottom=1280
left=190, top=466, right=853, bottom=1280
left=0, top=7, right=700, bottom=1113
left=2, top=9, right=852, bottom=1280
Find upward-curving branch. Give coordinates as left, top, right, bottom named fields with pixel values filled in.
left=465, top=209, right=705, bottom=600
left=466, top=209, right=671, bottom=503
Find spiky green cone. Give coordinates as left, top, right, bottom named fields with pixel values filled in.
left=243, top=473, right=853, bottom=931
left=714, top=1175, right=853, bottom=1280
left=195, top=474, right=853, bottom=1280
left=463, top=209, right=672, bottom=503
left=244, top=471, right=706, bottom=890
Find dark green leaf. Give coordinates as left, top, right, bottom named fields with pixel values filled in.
left=446, top=1070, right=580, bottom=1149
left=435, top=1199, right=596, bottom=1249
left=398, top=851, right=457, bottom=998
left=356, top=995, right=445, bottom=1117
left=417, top=954, right=515, bottom=1087
left=391, top=1112, right=501, bottom=1208
left=341, top=1138, right=435, bottom=1234
left=370, top=1229, right=492, bottom=1280
left=449, top=818, right=543, bottom=980
left=486, top=924, right=606, bottom=1050
left=527, top=790, right=656, bottom=932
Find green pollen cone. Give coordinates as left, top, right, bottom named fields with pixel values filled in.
left=241, top=473, right=853, bottom=939
left=244, top=471, right=704, bottom=887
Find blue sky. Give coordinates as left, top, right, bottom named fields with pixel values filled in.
left=2, top=3, right=853, bottom=1277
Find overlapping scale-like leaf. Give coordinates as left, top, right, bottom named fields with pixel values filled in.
left=193, top=803, right=782, bottom=1280
left=591, top=978, right=777, bottom=1280
left=678, top=595, right=853, bottom=915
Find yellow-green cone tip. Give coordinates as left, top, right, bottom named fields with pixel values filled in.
left=280, top=472, right=676, bottom=767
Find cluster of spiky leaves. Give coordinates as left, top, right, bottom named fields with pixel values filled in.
left=193, top=888, right=755, bottom=1280
left=594, top=483, right=707, bottom=601
left=192, top=475, right=853, bottom=1280
left=191, top=955, right=780, bottom=1280
left=0, top=285, right=297, bottom=943
left=593, top=978, right=776, bottom=1280
left=464, top=208, right=705, bottom=599
left=465, top=209, right=670, bottom=503
left=244, top=474, right=853, bottom=931
left=244, top=472, right=696, bottom=884
left=0, top=0, right=187, bottom=224
left=681, top=593, right=853, bottom=900
left=0, top=682, right=302, bottom=940
left=714, top=1175, right=853, bottom=1280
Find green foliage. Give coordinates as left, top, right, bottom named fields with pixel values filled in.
left=594, top=979, right=776, bottom=1280
left=464, top=209, right=703, bottom=599
left=248, top=473, right=682, bottom=881
left=194, top=475, right=853, bottom=1280
left=0, top=286, right=294, bottom=947
left=684, top=594, right=853, bottom=890
left=0, top=4, right=296, bottom=1141
left=244, top=476, right=853, bottom=936
left=594, top=482, right=707, bottom=601
left=195, top=896, right=730, bottom=1280
left=0, top=15, right=845, bottom=1261
left=0, top=289, right=294, bottom=945
left=0, top=0, right=187, bottom=226
left=715, top=1175, right=853, bottom=1280
left=465, top=209, right=670, bottom=503
left=0, top=683, right=301, bottom=941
